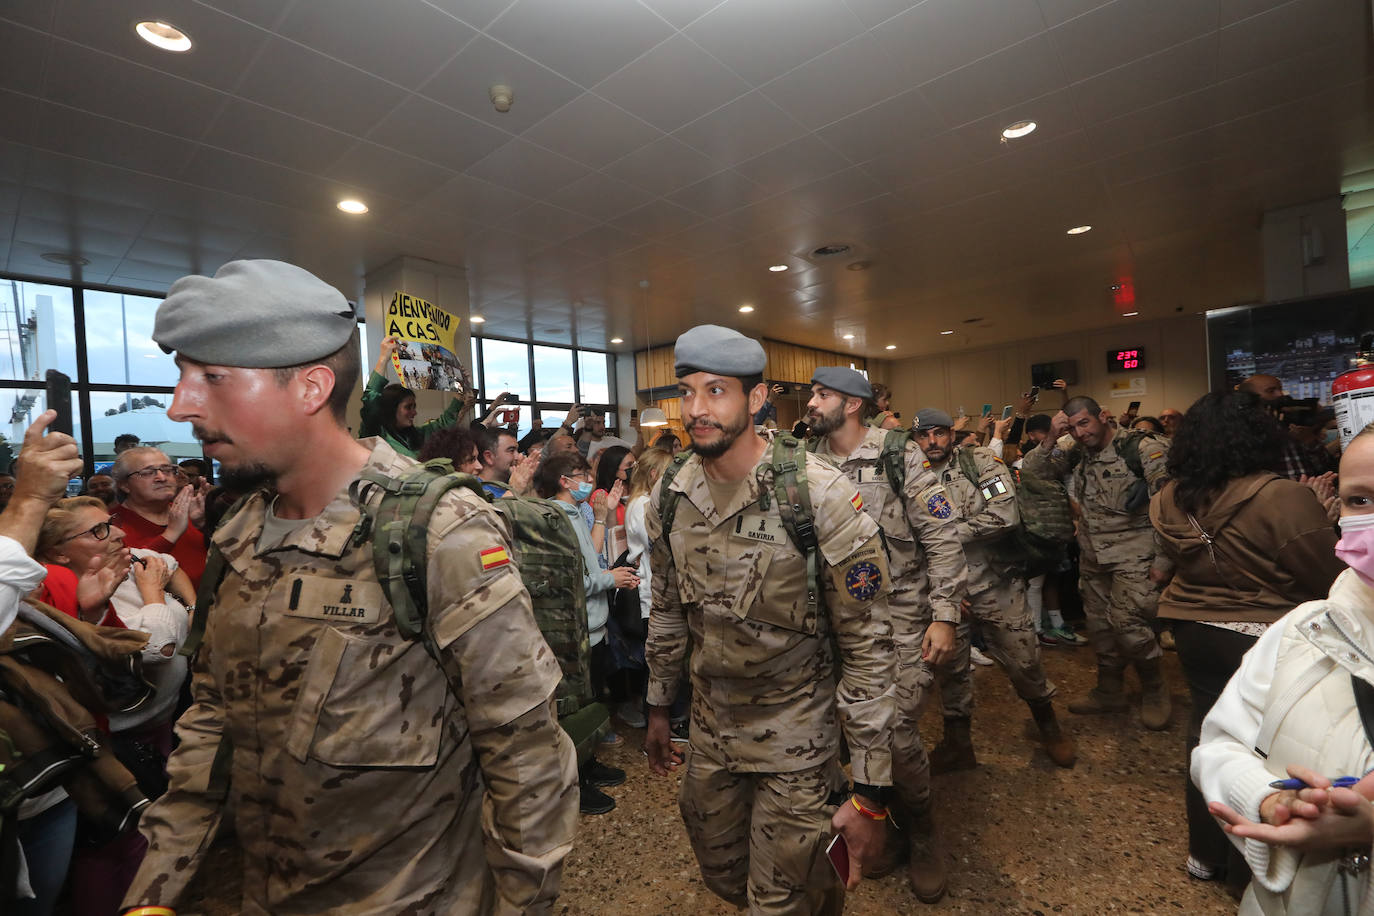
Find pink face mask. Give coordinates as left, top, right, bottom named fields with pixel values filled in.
left=1335, top=513, right=1374, bottom=589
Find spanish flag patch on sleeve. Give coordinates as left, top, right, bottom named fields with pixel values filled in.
left=1149, top=452, right=1163, bottom=460
left=480, top=546, right=511, bottom=570
left=850, top=492, right=864, bottom=512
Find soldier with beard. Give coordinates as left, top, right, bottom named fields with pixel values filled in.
left=644, top=325, right=896, bottom=914
left=805, top=366, right=967, bottom=903
left=120, top=260, right=578, bottom=916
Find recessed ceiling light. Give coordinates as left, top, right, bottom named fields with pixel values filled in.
left=610, top=337, right=623, bottom=344
left=1001, top=120, right=1036, bottom=139
left=885, top=344, right=897, bottom=350
left=469, top=316, right=485, bottom=324
left=1066, top=225, right=1092, bottom=235
left=768, top=264, right=788, bottom=272
left=1122, top=311, right=1139, bottom=317
left=337, top=199, right=368, bottom=214
left=135, top=21, right=192, bottom=52
left=940, top=330, right=955, bottom=335
left=40, top=252, right=89, bottom=266
left=738, top=305, right=754, bottom=313
left=842, top=333, right=855, bottom=340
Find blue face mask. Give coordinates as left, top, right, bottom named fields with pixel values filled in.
left=569, top=481, right=594, bottom=503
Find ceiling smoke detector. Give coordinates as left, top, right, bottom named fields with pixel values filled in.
left=490, top=84, right=514, bottom=113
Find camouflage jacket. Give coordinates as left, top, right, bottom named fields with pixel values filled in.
left=123, top=439, right=578, bottom=916
left=929, top=445, right=1020, bottom=594
left=813, top=426, right=968, bottom=628
left=1023, top=430, right=1172, bottom=566
left=645, top=439, right=895, bottom=784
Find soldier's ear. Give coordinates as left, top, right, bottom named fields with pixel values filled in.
left=746, top=382, right=768, bottom=415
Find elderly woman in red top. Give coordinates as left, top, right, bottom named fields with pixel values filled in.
left=108, top=446, right=207, bottom=588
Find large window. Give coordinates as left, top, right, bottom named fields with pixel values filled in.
left=0, top=277, right=197, bottom=472
left=470, top=335, right=616, bottom=438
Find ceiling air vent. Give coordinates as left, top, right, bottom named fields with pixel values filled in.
left=811, top=244, right=852, bottom=257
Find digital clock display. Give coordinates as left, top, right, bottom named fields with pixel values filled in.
left=1108, top=348, right=1146, bottom=372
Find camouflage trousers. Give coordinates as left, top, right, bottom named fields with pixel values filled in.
left=933, top=577, right=1054, bottom=718
left=890, top=644, right=933, bottom=811
left=1078, top=557, right=1162, bottom=669
left=679, top=746, right=843, bottom=915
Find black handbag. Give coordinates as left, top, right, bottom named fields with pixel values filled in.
left=609, top=549, right=646, bottom=640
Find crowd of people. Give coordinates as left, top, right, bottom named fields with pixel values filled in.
left=0, top=258, right=1369, bottom=916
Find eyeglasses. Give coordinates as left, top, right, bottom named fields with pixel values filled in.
left=128, top=464, right=178, bottom=479
left=58, top=520, right=112, bottom=544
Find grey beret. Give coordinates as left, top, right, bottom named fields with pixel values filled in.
left=154, top=260, right=356, bottom=368
left=914, top=407, right=954, bottom=431
left=674, top=324, right=766, bottom=378
left=811, top=366, right=872, bottom=400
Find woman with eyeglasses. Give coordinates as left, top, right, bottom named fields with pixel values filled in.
left=34, top=497, right=196, bottom=916
left=108, top=446, right=208, bottom=590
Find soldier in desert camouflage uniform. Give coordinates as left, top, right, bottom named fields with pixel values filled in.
left=644, top=326, right=895, bottom=916
left=911, top=408, right=1076, bottom=772
left=1021, top=395, right=1173, bottom=730
left=806, top=367, right=967, bottom=904
left=120, top=260, right=578, bottom=916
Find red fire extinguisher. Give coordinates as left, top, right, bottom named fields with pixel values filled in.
left=1333, top=333, right=1374, bottom=449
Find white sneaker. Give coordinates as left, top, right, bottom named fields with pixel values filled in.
left=969, top=646, right=995, bottom=667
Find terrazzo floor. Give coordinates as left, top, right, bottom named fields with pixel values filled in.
left=181, top=643, right=1237, bottom=915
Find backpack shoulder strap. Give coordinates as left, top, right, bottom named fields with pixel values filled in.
left=1117, top=431, right=1147, bottom=479
left=880, top=429, right=910, bottom=497
left=657, top=448, right=695, bottom=538
left=770, top=435, right=822, bottom=617
left=361, top=460, right=488, bottom=663
left=955, top=446, right=981, bottom=486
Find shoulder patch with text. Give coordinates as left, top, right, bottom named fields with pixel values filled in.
left=844, top=559, right=883, bottom=600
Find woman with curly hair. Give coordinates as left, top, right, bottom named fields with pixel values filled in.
left=1150, top=390, right=1345, bottom=891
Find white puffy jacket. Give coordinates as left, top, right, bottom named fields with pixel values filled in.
left=1193, top=569, right=1374, bottom=916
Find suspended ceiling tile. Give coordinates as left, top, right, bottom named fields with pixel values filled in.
left=424, top=174, right=536, bottom=225
left=464, top=138, right=591, bottom=198
left=758, top=32, right=912, bottom=132
left=734, top=135, right=852, bottom=195
left=843, top=0, right=924, bottom=28
left=1048, top=0, right=1218, bottom=85
left=918, top=33, right=1067, bottom=126
left=636, top=0, right=726, bottom=29
left=420, top=33, right=582, bottom=135
left=0, top=19, right=49, bottom=95
left=607, top=198, right=701, bottom=238
left=425, top=0, right=520, bottom=31
left=1217, top=0, right=1366, bottom=79
left=815, top=86, right=946, bottom=163
left=367, top=95, right=511, bottom=173
left=494, top=201, right=601, bottom=245
left=671, top=91, right=807, bottom=167
left=601, top=134, right=721, bottom=197
left=1067, top=33, right=1218, bottom=127
left=31, top=104, right=198, bottom=180
left=664, top=168, right=771, bottom=219
left=545, top=172, right=656, bottom=222
left=593, top=33, right=750, bottom=133
left=200, top=98, right=353, bottom=174
left=50, top=0, right=271, bottom=94
left=520, top=93, right=662, bottom=169
left=873, top=0, right=1048, bottom=88
left=275, top=0, right=478, bottom=90
left=684, top=0, right=866, bottom=85
left=325, top=142, right=457, bottom=203
left=487, top=0, right=674, bottom=88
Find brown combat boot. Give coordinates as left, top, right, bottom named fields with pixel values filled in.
left=907, top=806, right=948, bottom=903
left=929, top=717, right=976, bottom=774
left=1136, top=657, right=1172, bottom=730
left=1028, top=700, right=1077, bottom=768
left=1067, top=666, right=1129, bottom=715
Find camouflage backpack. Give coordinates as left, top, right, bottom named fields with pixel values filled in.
left=954, top=447, right=1067, bottom=576
left=184, top=460, right=607, bottom=761
left=660, top=434, right=825, bottom=618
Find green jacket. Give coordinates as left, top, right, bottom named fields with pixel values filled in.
left=357, top=371, right=465, bottom=458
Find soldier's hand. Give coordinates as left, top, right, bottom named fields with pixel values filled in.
left=831, top=794, right=887, bottom=890
left=922, top=621, right=957, bottom=666
left=1050, top=410, right=1070, bottom=438
left=644, top=706, right=683, bottom=776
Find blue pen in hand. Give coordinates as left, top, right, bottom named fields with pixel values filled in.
left=1268, top=775, right=1361, bottom=790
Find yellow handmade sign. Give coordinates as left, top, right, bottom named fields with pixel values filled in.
left=386, top=291, right=467, bottom=392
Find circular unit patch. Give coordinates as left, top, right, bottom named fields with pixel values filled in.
left=926, top=492, right=954, bottom=519
left=845, top=561, right=883, bottom=600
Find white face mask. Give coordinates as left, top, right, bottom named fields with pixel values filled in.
left=1336, top=512, right=1374, bottom=588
